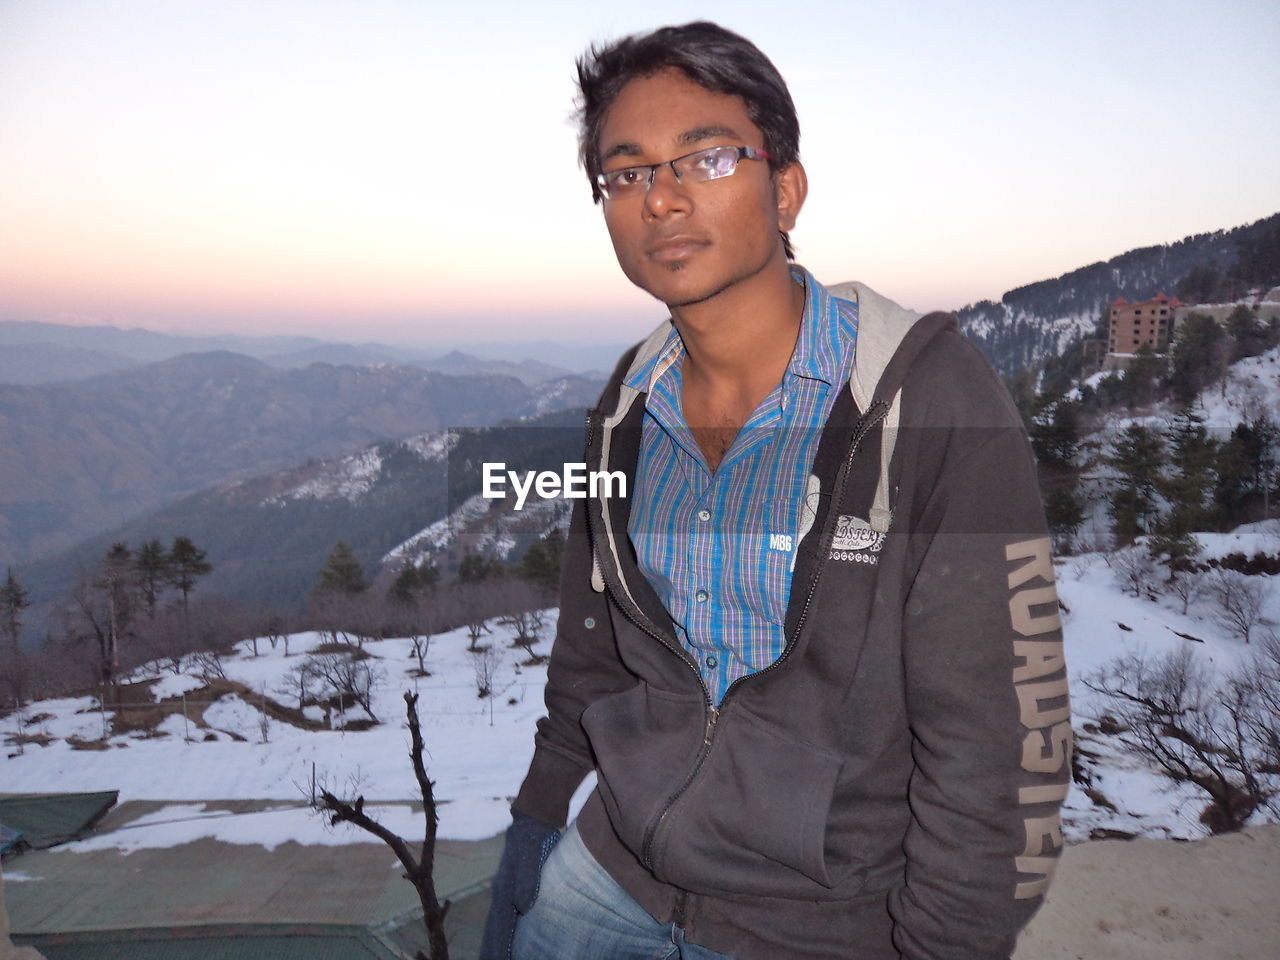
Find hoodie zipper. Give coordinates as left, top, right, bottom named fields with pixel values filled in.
left=588, top=398, right=889, bottom=882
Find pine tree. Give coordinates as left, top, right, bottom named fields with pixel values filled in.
left=316, top=540, right=368, bottom=596
left=168, top=536, right=212, bottom=612
left=458, top=551, right=502, bottom=584
left=1168, top=314, right=1227, bottom=405
left=1043, top=486, right=1085, bottom=554
left=2, top=569, right=30, bottom=706
left=520, top=529, right=564, bottom=595
left=97, top=542, right=137, bottom=683
left=135, top=538, right=170, bottom=617
left=1107, top=424, right=1165, bottom=545
left=1031, top=399, right=1080, bottom=468
left=1155, top=408, right=1218, bottom=543
left=389, top=559, right=437, bottom=605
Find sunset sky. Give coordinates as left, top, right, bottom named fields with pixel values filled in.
left=1, top=0, right=1278, bottom=351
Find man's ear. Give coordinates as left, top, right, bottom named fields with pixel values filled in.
left=774, top=161, right=808, bottom=233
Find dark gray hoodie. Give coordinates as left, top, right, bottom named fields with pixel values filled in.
left=514, top=280, right=1069, bottom=960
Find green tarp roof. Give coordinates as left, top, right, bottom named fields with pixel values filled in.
left=14, top=926, right=402, bottom=960
left=5, top=800, right=502, bottom=959
left=0, top=792, right=118, bottom=853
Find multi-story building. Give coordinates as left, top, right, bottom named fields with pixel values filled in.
left=1107, top=292, right=1182, bottom=355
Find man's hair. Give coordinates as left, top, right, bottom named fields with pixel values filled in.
left=575, top=21, right=801, bottom=259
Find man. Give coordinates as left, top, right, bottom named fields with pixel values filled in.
left=481, top=20, right=1069, bottom=960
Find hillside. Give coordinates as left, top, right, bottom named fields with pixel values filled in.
left=16, top=406, right=592, bottom=609
left=955, top=211, right=1280, bottom=374
left=3, top=521, right=1275, bottom=846
left=0, top=354, right=603, bottom=568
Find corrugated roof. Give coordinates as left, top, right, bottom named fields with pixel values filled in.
left=0, top=792, right=118, bottom=853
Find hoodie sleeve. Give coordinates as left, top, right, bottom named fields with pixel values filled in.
left=512, top=493, right=634, bottom=828
left=889, top=336, right=1070, bottom=960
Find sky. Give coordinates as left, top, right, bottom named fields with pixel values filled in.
left=1, top=0, right=1278, bottom=351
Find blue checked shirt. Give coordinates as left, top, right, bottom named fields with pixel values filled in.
left=626, top=266, right=858, bottom=705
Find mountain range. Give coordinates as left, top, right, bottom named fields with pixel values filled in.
left=0, top=352, right=603, bottom=570
left=4, top=209, right=1279, bottom=612
left=0, top=320, right=622, bottom=386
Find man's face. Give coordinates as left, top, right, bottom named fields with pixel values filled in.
left=595, top=68, right=803, bottom=310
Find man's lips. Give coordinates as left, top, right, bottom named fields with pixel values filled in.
left=646, top=236, right=709, bottom=262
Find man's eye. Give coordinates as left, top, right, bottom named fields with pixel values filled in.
left=608, top=168, right=646, bottom=188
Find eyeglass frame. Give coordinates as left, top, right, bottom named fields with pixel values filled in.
left=595, top=144, right=771, bottom=200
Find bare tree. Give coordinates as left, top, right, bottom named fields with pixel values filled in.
left=276, top=661, right=315, bottom=711
left=319, top=691, right=450, bottom=959
left=1244, top=634, right=1280, bottom=785
left=191, top=649, right=227, bottom=682
left=1085, top=647, right=1274, bottom=832
left=306, top=651, right=384, bottom=723
left=470, top=644, right=499, bottom=700
left=1111, top=548, right=1160, bottom=601
left=494, top=577, right=549, bottom=663
left=1211, top=569, right=1269, bottom=643
left=1166, top=565, right=1207, bottom=616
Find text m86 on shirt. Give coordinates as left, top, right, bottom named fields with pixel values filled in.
left=482, top=462, right=627, bottom=511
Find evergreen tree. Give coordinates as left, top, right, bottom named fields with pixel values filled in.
left=1168, top=314, right=1227, bottom=405
left=1213, top=431, right=1255, bottom=529
left=520, top=529, right=564, bottom=595
left=1002, top=367, right=1037, bottom=431
left=1226, top=305, right=1265, bottom=361
left=1122, top=348, right=1163, bottom=409
left=135, top=538, right=170, bottom=617
left=168, top=536, right=212, bottom=612
left=1043, top=486, right=1085, bottom=554
left=1107, top=424, right=1165, bottom=545
left=458, top=550, right=503, bottom=584
left=1031, top=399, right=1080, bottom=468
left=1157, top=408, right=1218, bottom=536
left=315, top=540, right=368, bottom=596
left=1174, top=264, right=1223, bottom=304
left=97, top=542, right=138, bottom=683
left=2, top=569, right=30, bottom=706
left=389, top=559, right=437, bottom=605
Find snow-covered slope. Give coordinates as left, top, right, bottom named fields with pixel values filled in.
left=5, top=520, right=1276, bottom=854
left=2, top=618, right=595, bottom=852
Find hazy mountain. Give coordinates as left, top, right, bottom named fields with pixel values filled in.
left=0, top=318, right=627, bottom=384
left=17, top=407, right=590, bottom=608
left=0, top=319, right=327, bottom=366
left=0, top=341, right=144, bottom=384
left=0, top=351, right=603, bottom=567
left=950, top=211, right=1280, bottom=374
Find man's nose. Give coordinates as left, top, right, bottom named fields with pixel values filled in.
left=643, top=162, right=691, bottom=218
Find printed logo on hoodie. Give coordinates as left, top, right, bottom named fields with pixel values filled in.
left=829, top=514, right=885, bottom=564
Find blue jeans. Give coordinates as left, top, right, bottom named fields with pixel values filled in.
left=513, top=822, right=737, bottom=960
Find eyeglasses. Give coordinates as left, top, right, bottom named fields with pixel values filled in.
left=596, top=145, right=770, bottom=200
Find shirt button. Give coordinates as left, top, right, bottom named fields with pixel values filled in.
left=695, top=589, right=708, bottom=603
left=697, top=509, right=711, bottom=522
left=705, top=655, right=718, bottom=669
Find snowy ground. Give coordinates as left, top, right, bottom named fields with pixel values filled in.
left=2, top=615, right=594, bottom=855
left=1055, top=525, right=1279, bottom=841
left=3, top=537, right=1277, bottom=856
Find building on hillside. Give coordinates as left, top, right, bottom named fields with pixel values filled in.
left=1172, top=294, right=1280, bottom=333
left=1107, top=293, right=1182, bottom=359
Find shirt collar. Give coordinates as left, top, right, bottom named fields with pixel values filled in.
left=620, top=264, right=853, bottom=393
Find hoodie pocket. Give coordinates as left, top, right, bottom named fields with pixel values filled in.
left=581, top=682, right=707, bottom=859
left=650, top=705, right=855, bottom=899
